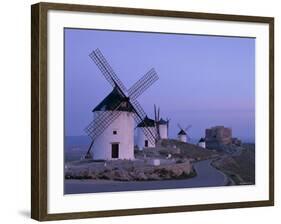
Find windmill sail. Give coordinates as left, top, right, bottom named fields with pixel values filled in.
left=84, top=97, right=124, bottom=141
left=185, top=125, right=192, bottom=140
left=84, top=96, right=124, bottom=157
left=154, top=104, right=161, bottom=142
left=128, top=68, right=158, bottom=101
left=89, top=49, right=127, bottom=93
left=131, top=100, right=157, bottom=145
left=166, top=118, right=171, bottom=138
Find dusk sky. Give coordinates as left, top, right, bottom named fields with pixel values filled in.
left=64, top=28, right=255, bottom=142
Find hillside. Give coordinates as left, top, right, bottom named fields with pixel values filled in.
left=135, top=139, right=218, bottom=161
left=212, top=145, right=255, bottom=184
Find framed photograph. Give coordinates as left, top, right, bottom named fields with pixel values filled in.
left=31, top=2, right=274, bottom=221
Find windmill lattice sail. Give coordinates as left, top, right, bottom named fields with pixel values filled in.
left=89, top=49, right=127, bottom=93
left=128, top=68, right=158, bottom=101
left=84, top=97, right=123, bottom=140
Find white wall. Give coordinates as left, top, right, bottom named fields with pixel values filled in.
left=178, top=134, right=187, bottom=142
left=198, top=142, right=206, bottom=148
left=136, top=127, right=156, bottom=149
left=0, top=0, right=280, bottom=224
left=159, top=124, right=168, bottom=139
left=93, top=111, right=134, bottom=160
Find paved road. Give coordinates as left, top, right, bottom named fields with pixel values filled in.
left=65, top=159, right=227, bottom=194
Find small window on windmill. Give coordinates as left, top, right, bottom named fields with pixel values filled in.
left=145, top=140, right=148, bottom=147
left=113, top=130, right=117, bottom=135
left=100, top=105, right=106, bottom=111
left=121, top=101, right=128, bottom=108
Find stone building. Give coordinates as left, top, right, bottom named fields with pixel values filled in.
left=205, top=126, right=232, bottom=150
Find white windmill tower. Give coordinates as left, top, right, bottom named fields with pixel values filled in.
left=136, top=105, right=169, bottom=150
left=84, top=49, right=159, bottom=160
left=198, top=138, right=206, bottom=148
left=158, top=118, right=169, bottom=139
left=177, top=124, right=192, bottom=143
left=136, top=116, right=156, bottom=149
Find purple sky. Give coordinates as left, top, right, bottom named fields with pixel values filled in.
left=64, top=28, right=255, bottom=142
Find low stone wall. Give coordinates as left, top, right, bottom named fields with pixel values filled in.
left=65, top=160, right=195, bottom=181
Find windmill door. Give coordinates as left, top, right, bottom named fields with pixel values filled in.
left=144, top=140, right=148, bottom=147
left=111, top=143, right=119, bottom=159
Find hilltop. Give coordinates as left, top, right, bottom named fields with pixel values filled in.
left=135, top=139, right=218, bottom=161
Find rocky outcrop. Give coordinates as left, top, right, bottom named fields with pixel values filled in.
left=65, top=160, right=195, bottom=181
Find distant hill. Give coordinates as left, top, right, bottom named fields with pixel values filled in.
left=212, top=145, right=255, bottom=184
left=65, top=136, right=91, bottom=149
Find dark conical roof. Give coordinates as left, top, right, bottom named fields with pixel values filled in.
left=199, top=138, right=205, bottom=143
left=158, top=118, right=168, bottom=125
left=137, top=116, right=155, bottom=127
left=92, top=87, right=134, bottom=112
left=178, top=129, right=186, bottom=135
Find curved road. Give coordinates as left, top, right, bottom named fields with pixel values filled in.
left=65, top=159, right=227, bottom=194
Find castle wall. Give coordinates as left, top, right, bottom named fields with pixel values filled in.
left=205, top=126, right=232, bottom=149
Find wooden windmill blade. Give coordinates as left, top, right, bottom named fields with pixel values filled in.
left=130, top=99, right=147, bottom=120
left=166, top=118, right=171, bottom=138
left=127, top=69, right=159, bottom=144
left=84, top=95, right=123, bottom=139
left=177, top=123, right=183, bottom=130
left=157, top=107, right=160, bottom=140
left=89, top=50, right=115, bottom=89
left=185, top=125, right=192, bottom=141
left=154, top=104, right=157, bottom=121
left=84, top=109, right=122, bottom=140
left=128, top=68, right=158, bottom=101
left=89, top=48, right=127, bottom=93
left=154, top=104, right=160, bottom=140
left=185, top=125, right=192, bottom=131
left=154, top=104, right=159, bottom=140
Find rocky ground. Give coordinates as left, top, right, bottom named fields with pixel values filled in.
left=141, top=139, right=219, bottom=161
left=211, top=144, right=255, bottom=185
left=64, top=139, right=254, bottom=184
left=65, top=159, right=195, bottom=181
left=65, top=139, right=218, bottom=181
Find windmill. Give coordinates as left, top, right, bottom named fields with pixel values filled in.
left=84, top=48, right=159, bottom=160
left=154, top=104, right=160, bottom=142
left=136, top=116, right=157, bottom=149
left=154, top=104, right=169, bottom=141
left=177, top=124, right=192, bottom=143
